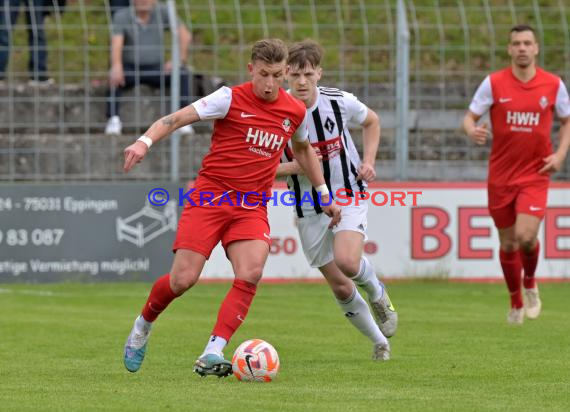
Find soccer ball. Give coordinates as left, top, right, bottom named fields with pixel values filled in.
left=231, top=339, right=280, bottom=382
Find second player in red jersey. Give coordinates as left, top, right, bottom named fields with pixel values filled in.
left=463, top=25, right=570, bottom=325
left=485, top=67, right=563, bottom=187
left=121, top=38, right=341, bottom=377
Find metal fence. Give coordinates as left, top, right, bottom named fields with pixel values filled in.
left=0, top=0, right=569, bottom=181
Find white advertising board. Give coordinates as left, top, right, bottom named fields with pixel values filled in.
left=203, top=182, right=570, bottom=280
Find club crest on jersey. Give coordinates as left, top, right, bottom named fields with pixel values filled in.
left=282, top=118, right=291, bottom=132
left=324, top=117, right=335, bottom=134
left=539, top=96, right=548, bottom=109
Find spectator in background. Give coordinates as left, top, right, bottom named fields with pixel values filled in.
left=105, top=0, right=193, bottom=136
left=0, top=0, right=53, bottom=85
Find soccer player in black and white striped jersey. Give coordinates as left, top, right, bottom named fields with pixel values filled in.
left=276, top=40, right=398, bottom=360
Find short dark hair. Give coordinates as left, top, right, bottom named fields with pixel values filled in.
left=287, top=40, right=323, bottom=69
left=251, top=39, right=288, bottom=64
left=510, top=24, right=537, bottom=40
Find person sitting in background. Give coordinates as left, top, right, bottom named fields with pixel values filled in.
left=105, top=0, right=193, bottom=136
left=0, top=0, right=53, bottom=85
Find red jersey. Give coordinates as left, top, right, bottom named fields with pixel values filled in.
left=192, top=82, right=308, bottom=193
left=469, top=67, right=570, bottom=186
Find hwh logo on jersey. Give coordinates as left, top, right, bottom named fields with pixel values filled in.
left=246, top=127, right=284, bottom=150
left=506, top=111, right=540, bottom=126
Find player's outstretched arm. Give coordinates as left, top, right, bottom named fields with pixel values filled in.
left=357, top=108, right=380, bottom=182
left=292, top=139, right=341, bottom=227
left=539, top=116, right=570, bottom=174
left=463, top=110, right=488, bottom=146
left=123, top=105, right=200, bottom=173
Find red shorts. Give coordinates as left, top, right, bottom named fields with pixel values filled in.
left=487, top=181, right=548, bottom=229
left=173, top=177, right=271, bottom=258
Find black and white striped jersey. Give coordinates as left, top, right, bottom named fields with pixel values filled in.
left=282, top=86, right=369, bottom=218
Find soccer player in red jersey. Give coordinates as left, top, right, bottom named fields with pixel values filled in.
left=463, top=25, right=570, bottom=324
left=121, top=39, right=341, bottom=376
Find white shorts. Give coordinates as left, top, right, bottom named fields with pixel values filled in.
left=297, top=202, right=368, bottom=268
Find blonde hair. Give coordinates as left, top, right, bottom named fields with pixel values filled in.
left=251, top=39, right=288, bottom=64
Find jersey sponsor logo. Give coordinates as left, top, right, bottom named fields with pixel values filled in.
left=282, top=118, right=291, bottom=132
left=310, top=136, right=344, bottom=161
left=245, top=127, right=284, bottom=151
left=506, top=111, right=540, bottom=132
left=539, top=96, right=548, bottom=109
left=241, top=112, right=256, bottom=118
left=499, top=97, right=512, bottom=103
left=249, top=146, right=272, bottom=158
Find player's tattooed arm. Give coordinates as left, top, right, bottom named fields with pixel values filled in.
left=161, top=115, right=177, bottom=127
left=142, top=105, right=200, bottom=142
left=123, top=105, right=201, bottom=172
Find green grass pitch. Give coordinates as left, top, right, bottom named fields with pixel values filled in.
left=1, top=281, right=569, bottom=411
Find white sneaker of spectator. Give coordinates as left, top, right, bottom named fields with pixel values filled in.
left=179, top=124, right=195, bottom=136
left=28, top=78, right=55, bottom=87
left=105, top=116, right=122, bottom=136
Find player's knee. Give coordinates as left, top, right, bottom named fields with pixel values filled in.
left=499, top=237, right=518, bottom=252
left=234, top=264, right=264, bottom=284
left=236, top=271, right=262, bottom=285
left=334, top=255, right=360, bottom=277
left=500, top=243, right=517, bottom=253
left=516, top=231, right=537, bottom=253
left=170, top=269, right=199, bottom=293
left=331, top=282, right=353, bottom=301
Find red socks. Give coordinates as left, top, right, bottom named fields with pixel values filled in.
left=499, top=249, right=523, bottom=309
left=212, top=279, right=257, bottom=341
left=141, top=274, right=179, bottom=322
left=499, top=242, right=540, bottom=308
left=139, top=275, right=258, bottom=341
left=521, top=242, right=540, bottom=290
